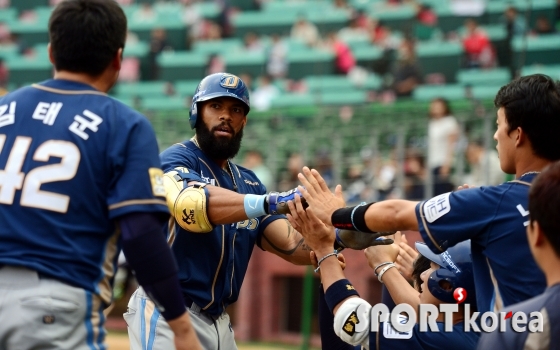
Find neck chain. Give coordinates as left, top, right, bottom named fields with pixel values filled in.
left=520, top=171, right=540, bottom=177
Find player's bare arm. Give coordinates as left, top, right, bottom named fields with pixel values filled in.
left=163, top=166, right=302, bottom=233
left=298, top=166, right=419, bottom=232
left=260, top=218, right=312, bottom=265
left=363, top=243, right=421, bottom=310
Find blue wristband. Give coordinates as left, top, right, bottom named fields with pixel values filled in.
left=325, top=279, right=360, bottom=314
left=244, top=194, right=267, bottom=218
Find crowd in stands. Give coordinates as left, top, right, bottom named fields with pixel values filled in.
left=0, top=0, right=558, bottom=107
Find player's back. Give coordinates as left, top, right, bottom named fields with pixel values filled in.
left=0, top=79, right=160, bottom=302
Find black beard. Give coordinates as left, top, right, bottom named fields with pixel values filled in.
left=196, top=121, right=244, bottom=161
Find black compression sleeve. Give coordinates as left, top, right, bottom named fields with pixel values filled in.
left=120, top=212, right=186, bottom=320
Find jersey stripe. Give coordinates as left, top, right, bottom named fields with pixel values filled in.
left=203, top=225, right=226, bottom=310
left=108, top=199, right=167, bottom=210
left=418, top=201, right=444, bottom=252
left=32, top=84, right=107, bottom=96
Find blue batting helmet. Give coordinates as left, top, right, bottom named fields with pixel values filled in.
left=415, top=241, right=476, bottom=306
left=189, top=72, right=251, bottom=129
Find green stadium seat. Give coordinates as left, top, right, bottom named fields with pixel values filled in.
left=305, top=76, right=354, bottom=92
left=367, top=4, right=416, bottom=32
left=512, top=35, right=560, bottom=66
left=320, top=90, right=368, bottom=105
left=416, top=41, right=463, bottom=83
left=10, top=0, right=49, bottom=13
left=193, top=39, right=244, bottom=55
left=5, top=57, right=52, bottom=85
left=157, top=51, right=208, bottom=81
left=471, top=85, right=502, bottom=100
left=175, top=80, right=202, bottom=97
left=233, top=12, right=297, bottom=38
left=262, top=1, right=324, bottom=14
left=359, top=74, right=383, bottom=90
left=413, top=84, right=466, bottom=101
left=308, top=9, right=350, bottom=34
left=9, top=20, right=50, bottom=47
left=113, top=81, right=171, bottom=98
left=270, top=93, right=316, bottom=108
left=123, top=41, right=150, bottom=58
left=142, top=96, right=188, bottom=111
left=197, top=2, right=220, bottom=19
left=456, top=68, right=511, bottom=87
left=224, top=52, right=266, bottom=77
left=352, top=46, right=384, bottom=66
left=520, top=65, right=560, bottom=80
left=128, top=16, right=187, bottom=50
left=0, top=45, right=20, bottom=61
left=287, top=50, right=335, bottom=79
left=0, top=7, right=17, bottom=23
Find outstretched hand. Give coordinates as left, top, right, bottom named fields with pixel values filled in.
left=297, top=167, right=346, bottom=226
left=286, top=193, right=335, bottom=254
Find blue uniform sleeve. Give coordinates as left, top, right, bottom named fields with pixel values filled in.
left=160, top=143, right=205, bottom=183
left=415, top=187, right=501, bottom=253
left=255, top=214, right=287, bottom=250
left=107, top=115, right=168, bottom=219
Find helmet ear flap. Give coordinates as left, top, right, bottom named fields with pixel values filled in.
left=189, top=101, right=198, bottom=129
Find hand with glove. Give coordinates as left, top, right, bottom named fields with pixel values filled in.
left=334, top=228, right=394, bottom=252
left=266, top=188, right=308, bottom=215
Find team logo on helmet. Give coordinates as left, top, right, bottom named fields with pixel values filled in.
left=220, top=74, right=240, bottom=89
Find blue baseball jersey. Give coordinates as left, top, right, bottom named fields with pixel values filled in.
left=160, top=139, right=284, bottom=316
left=0, top=79, right=169, bottom=304
left=370, top=321, right=479, bottom=350
left=476, top=283, right=560, bottom=350
left=415, top=174, right=546, bottom=313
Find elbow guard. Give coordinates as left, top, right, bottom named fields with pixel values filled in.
left=163, top=167, right=214, bottom=233
left=333, top=298, right=372, bottom=347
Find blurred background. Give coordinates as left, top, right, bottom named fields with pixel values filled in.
left=1, top=0, right=559, bottom=348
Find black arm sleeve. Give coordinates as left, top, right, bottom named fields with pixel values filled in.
left=119, top=212, right=186, bottom=321
left=318, top=284, right=357, bottom=350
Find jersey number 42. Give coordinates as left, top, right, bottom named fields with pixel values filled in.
left=0, top=135, right=80, bottom=213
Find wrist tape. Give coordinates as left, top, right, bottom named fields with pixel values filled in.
left=331, top=202, right=375, bottom=233
left=325, top=279, right=360, bottom=314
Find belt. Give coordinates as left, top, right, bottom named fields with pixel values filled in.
left=183, top=295, right=222, bottom=321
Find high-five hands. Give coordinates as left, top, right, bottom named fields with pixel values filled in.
left=295, top=167, right=346, bottom=227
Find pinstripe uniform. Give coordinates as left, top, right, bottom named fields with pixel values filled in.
left=126, top=138, right=284, bottom=350
left=0, top=79, right=168, bottom=349
left=415, top=174, right=546, bottom=314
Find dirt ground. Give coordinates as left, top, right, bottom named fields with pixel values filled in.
left=105, top=331, right=317, bottom=350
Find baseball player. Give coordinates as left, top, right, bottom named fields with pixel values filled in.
left=0, top=1, right=200, bottom=349
left=477, top=161, right=560, bottom=350
left=297, top=74, right=560, bottom=314
left=125, top=72, right=388, bottom=350
left=287, top=197, right=479, bottom=350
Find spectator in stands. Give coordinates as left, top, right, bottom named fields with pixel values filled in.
left=338, top=15, right=369, bottom=43
left=238, top=72, right=253, bottom=91
left=10, top=33, right=29, bottom=55
left=404, top=149, right=425, bottom=200
left=291, top=15, right=320, bottom=47
left=462, top=19, right=496, bottom=69
left=504, top=6, right=528, bottom=37
left=325, top=32, right=355, bottom=75
left=216, top=0, right=234, bottom=38
left=0, top=58, right=8, bottom=89
left=428, top=97, right=458, bottom=195
left=354, top=9, right=371, bottom=29
left=181, top=0, right=201, bottom=27
left=0, top=22, right=11, bottom=46
left=465, top=138, right=504, bottom=186
left=533, top=16, right=556, bottom=35
left=205, top=53, right=226, bottom=75
left=266, top=34, right=288, bottom=79
left=242, top=150, right=274, bottom=190
left=148, top=28, right=171, bottom=80
left=133, top=2, right=156, bottom=22
left=252, top=75, right=280, bottom=111
left=391, top=39, right=421, bottom=97
left=243, top=32, right=264, bottom=53
left=118, top=57, right=140, bottom=82
left=416, top=3, right=437, bottom=26
left=370, top=19, right=400, bottom=49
